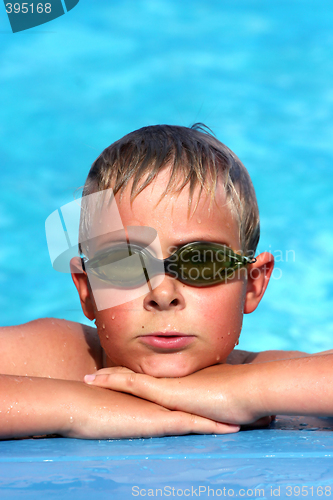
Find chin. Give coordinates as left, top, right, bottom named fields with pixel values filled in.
left=140, top=363, right=198, bottom=378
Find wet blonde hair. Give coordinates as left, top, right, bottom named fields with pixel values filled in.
left=79, top=124, right=260, bottom=256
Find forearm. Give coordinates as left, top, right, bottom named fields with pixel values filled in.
left=0, top=374, right=229, bottom=440
left=250, top=353, right=333, bottom=417
left=0, top=374, right=144, bottom=440
left=85, top=354, right=333, bottom=427
left=0, top=374, right=83, bottom=439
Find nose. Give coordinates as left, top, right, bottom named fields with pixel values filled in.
left=143, top=275, right=186, bottom=312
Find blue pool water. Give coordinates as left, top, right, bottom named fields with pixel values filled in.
left=1, top=2, right=333, bottom=498
left=0, top=0, right=333, bottom=355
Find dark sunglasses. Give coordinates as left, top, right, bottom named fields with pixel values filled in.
left=80, top=241, right=256, bottom=288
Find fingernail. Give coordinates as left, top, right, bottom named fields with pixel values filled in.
left=84, top=374, right=96, bottom=383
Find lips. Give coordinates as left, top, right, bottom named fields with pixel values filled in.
left=139, top=332, right=195, bottom=350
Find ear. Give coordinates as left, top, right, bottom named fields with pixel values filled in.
left=244, top=252, right=274, bottom=314
left=70, top=257, right=96, bottom=320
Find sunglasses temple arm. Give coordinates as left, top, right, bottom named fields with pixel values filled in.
left=80, top=257, right=86, bottom=272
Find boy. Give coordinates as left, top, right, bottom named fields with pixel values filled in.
left=1, top=124, right=332, bottom=440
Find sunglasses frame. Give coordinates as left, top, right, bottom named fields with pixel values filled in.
left=80, top=241, right=257, bottom=288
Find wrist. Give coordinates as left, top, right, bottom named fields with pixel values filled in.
left=58, top=381, right=102, bottom=439
left=32, top=378, right=87, bottom=438
left=239, top=363, right=271, bottom=421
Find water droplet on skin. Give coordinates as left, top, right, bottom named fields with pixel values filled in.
left=227, top=332, right=230, bottom=336
left=102, top=323, right=105, bottom=329
left=216, top=355, right=220, bottom=361
left=235, top=339, right=239, bottom=346
left=67, top=324, right=72, bottom=330
left=111, top=315, right=115, bottom=320
left=69, top=416, right=74, bottom=424
left=106, top=335, right=109, bottom=339
left=197, top=218, right=201, bottom=224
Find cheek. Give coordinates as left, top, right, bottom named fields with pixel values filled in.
left=97, top=301, right=134, bottom=326
left=95, top=303, right=138, bottom=348
left=192, top=282, right=246, bottom=335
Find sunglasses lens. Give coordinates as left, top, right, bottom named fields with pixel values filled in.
left=176, top=243, right=241, bottom=285
left=86, top=246, right=147, bottom=288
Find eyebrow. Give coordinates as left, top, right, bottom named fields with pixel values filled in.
left=99, top=236, right=233, bottom=247
left=173, top=238, right=232, bottom=248
left=90, top=231, right=235, bottom=259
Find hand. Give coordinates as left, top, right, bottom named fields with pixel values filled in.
left=64, top=379, right=241, bottom=439
left=84, top=365, right=275, bottom=429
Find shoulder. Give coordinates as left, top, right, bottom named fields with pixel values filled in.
left=225, top=349, right=252, bottom=365
left=226, top=349, right=313, bottom=365
left=0, top=318, right=103, bottom=380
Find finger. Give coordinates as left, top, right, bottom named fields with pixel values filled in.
left=90, top=366, right=135, bottom=376
left=85, top=372, right=171, bottom=406
left=84, top=367, right=135, bottom=382
left=159, top=412, right=240, bottom=437
left=106, top=413, right=240, bottom=439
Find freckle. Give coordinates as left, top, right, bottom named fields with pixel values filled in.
left=142, top=326, right=144, bottom=328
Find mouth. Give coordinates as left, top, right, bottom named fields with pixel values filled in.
left=139, top=332, right=196, bottom=350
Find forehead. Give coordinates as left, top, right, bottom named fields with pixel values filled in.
left=112, top=168, right=241, bottom=250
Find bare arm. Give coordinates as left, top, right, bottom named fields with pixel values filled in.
left=248, top=353, right=333, bottom=417
left=0, top=319, right=240, bottom=439
left=0, top=374, right=240, bottom=440
left=87, top=352, right=333, bottom=423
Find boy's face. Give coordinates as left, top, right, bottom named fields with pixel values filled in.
left=75, top=168, right=259, bottom=377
